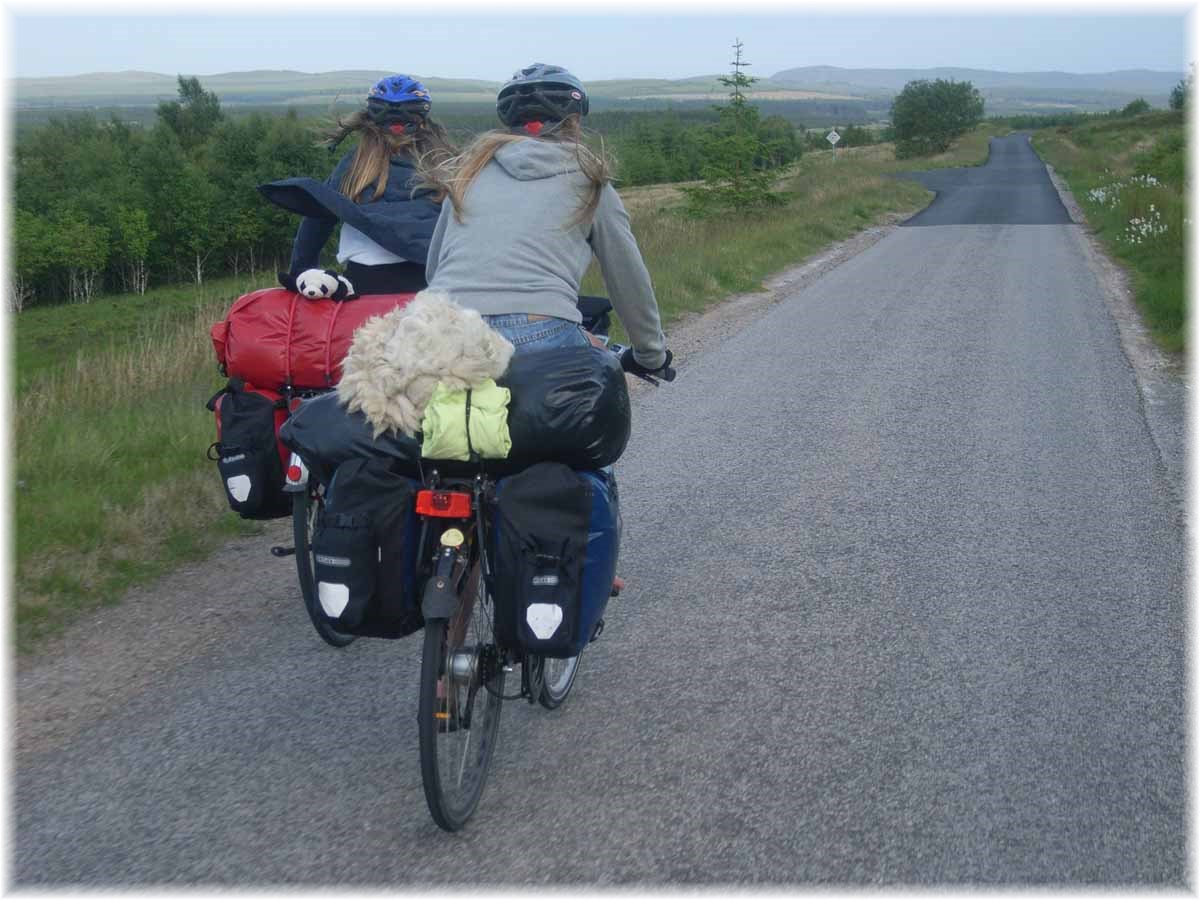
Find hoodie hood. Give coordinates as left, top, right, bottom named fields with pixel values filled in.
left=493, top=139, right=581, bottom=181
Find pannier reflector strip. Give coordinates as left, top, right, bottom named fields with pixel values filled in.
left=227, top=475, right=252, bottom=503
left=416, top=490, right=472, bottom=518
left=318, top=582, right=350, bottom=618
left=526, top=603, right=563, bottom=640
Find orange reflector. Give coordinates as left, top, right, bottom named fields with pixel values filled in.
left=434, top=712, right=450, bottom=720
left=416, top=490, right=472, bottom=518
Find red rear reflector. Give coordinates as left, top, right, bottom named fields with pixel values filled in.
left=286, top=465, right=303, bottom=482
left=416, top=490, right=472, bottom=518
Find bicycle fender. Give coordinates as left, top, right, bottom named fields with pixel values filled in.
left=421, top=574, right=459, bottom=620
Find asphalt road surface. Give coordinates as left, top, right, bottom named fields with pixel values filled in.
left=14, top=136, right=1186, bottom=886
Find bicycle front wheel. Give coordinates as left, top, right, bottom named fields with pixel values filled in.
left=532, top=653, right=582, bottom=710
left=418, top=569, right=504, bottom=831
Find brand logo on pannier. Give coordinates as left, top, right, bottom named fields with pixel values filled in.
left=531, top=574, right=559, bottom=587
left=315, top=554, right=352, bottom=567
left=222, top=453, right=247, bottom=464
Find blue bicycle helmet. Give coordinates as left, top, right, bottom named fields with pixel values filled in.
left=366, top=74, right=432, bottom=127
left=497, top=63, right=589, bottom=128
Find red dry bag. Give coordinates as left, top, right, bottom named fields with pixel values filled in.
left=210, top=288, right=417, bottom=390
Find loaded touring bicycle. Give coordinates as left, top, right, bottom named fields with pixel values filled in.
left=208, top=289, right=673, bottom=829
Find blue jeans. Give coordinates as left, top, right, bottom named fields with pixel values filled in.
left=483, top=314, right=592, bottom=352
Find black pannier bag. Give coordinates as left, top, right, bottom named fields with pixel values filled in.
left=311, top=457, right=422, bottom=638
left=280, top=391, right=424, bottom=484
left=206, top=378, right=290, bottom=520
left=279, top=344, right=631, bottom=480
left=490, top=462, right=621, bottom=658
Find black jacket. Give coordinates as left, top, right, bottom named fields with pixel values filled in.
left=257, top=151, right=442, bottom=274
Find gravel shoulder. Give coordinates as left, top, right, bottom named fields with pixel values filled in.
left=13, top=214, right=909, bottom=763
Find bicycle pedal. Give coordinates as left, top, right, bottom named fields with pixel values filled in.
left=270, top=545, right=296, bottom=558
left=589, top=618, right=605, bottom=643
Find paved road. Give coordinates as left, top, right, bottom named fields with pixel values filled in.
left=900, top=133, right=1073, bottom=225
left=14, top=136, right=1187, bottom=885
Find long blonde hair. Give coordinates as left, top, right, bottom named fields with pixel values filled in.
left=324, top=110, right=455, bottom=203
left=418, top=116, right=612, bottom=227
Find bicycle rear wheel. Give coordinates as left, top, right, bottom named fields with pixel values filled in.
left=418, top=567, right=504, bottom=831
left=292, top=487, right=356, bottom=648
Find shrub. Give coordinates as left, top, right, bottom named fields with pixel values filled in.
left=1170, top=69, right=1192, bottom=111
left=1119, top=98, right=1152, bottom=117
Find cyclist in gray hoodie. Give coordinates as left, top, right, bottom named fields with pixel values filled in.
left=422, top=64, right=672, bottom=377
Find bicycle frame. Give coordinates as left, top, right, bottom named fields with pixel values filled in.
left=413, top=468, right=557, bottom=704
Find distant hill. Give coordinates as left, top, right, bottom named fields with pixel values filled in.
left=12, top=65, right=1186, bottom=119
left=11, top=69, right=846, bottom=108
left=12, top=69, right=501, bottom=106
left=771, top=65, right=1183, bottom=94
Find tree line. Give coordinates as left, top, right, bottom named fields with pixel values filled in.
left=10, top=76, right=804, bottom=311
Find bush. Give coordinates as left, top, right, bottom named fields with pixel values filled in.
left=891, top=79, right=984, bottom=159
left=1170, top=70, right=1192, bottom=111
left=1119, top=98, right=1152, bottom=117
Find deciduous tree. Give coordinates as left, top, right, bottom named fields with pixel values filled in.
left=891, top=79, right=984, bottom=159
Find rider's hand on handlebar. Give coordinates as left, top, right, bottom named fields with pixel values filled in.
left=620, top=348, right=676, bottom=383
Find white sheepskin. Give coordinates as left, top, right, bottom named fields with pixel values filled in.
left=337, top=290, right=515, bottom=437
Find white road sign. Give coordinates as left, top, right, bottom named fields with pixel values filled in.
left=826, top=130, right=841, bottom=145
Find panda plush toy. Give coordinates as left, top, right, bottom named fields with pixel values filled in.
left=294, top=268, right=357, bottom=301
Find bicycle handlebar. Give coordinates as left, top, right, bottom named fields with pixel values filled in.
left=609, top=343, right=676, bottom=385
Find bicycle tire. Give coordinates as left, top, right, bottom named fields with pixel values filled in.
left=418, top=569, right=504, bottom=832
left=533, top=653, right=582, bottom=710
left=292, top=488, right=356, bottom=648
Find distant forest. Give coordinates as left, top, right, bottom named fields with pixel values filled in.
left=11, top=79, right=816, bottom=309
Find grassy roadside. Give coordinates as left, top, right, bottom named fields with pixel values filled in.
left=1030, top=110, right=1185, bottom=353
left=13, top=126, right=998, bottom=649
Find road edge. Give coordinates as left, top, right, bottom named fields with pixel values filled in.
left=1042, top=158, right=1188, bottom=511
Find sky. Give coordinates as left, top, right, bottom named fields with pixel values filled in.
left=6, top=8, right=1191, bottom=82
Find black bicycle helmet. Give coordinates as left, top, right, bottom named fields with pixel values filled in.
left=496, top=63, right=589, bottom=128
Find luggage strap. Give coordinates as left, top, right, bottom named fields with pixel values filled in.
left=323, top=301, right=345, bottom=386
left=463, top=388, right=479, bottom=463
left=283, top=293, right=299, bottom=390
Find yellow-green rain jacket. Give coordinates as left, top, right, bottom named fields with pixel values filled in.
left=420, top=380, right=512, bottom=461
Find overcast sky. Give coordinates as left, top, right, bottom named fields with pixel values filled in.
left=7, top=11, right=1190, bottom=81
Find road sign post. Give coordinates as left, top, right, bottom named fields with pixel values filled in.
left=827, top=129, right=841, bottom=160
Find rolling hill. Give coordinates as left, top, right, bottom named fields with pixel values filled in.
left=11, top=65, right=1186, bottom=119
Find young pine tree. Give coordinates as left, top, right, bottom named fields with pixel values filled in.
left=684, top=39, right=784, bottom=216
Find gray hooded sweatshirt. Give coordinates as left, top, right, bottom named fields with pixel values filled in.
left=425, top=139, right=667, bottom=370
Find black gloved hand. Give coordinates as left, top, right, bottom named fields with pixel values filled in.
left=277, top=271, right=298, bottom=293
left=620, top=348, right=675, bottom=382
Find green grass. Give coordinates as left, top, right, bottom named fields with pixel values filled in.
left=15, top=271, right=275, bottom=385
left=14, top=278, right=268, bottom=648
left=15, top=126, right=1005, bottom=649
left=1031, top=110, right=1186, bottom=352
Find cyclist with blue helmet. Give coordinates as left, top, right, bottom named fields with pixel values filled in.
left=259, top=74, right=455, bottom=295
left=419, top=63, right=672, bottom=378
